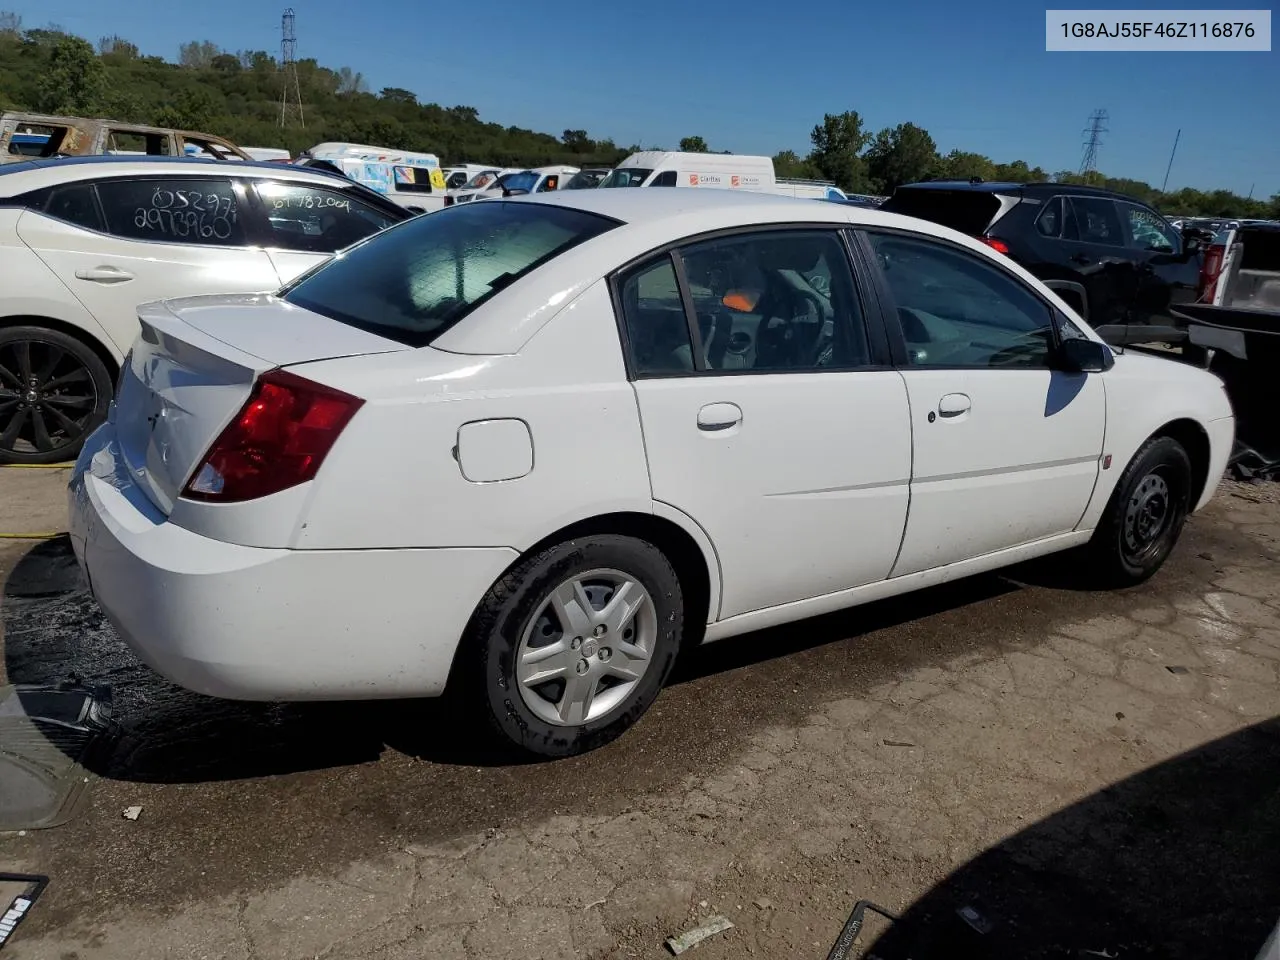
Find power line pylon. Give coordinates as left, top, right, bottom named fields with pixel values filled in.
left=1078, top=108, right=1108, bottom=176
left=278, top=8, right=304, bottom=130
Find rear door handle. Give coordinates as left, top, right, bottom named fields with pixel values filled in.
left=938, top=393, right=971, bottom=417
left=697, top=402, right=742, bottom=432
left=75, top=266, right=134, bottom=284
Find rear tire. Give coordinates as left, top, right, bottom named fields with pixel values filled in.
left=1087, top=436, right=1192, bottom=587
left=464, top=534, right=684, bottom=759
left=0, top=326, right=112, bottom=465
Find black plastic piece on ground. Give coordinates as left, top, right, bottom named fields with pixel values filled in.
left=0, top=873, right=48, bottom=952
left=827, top=899, right=900, bottom=960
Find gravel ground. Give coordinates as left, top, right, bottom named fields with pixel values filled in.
left=0, top=469, right=1277, bottom=960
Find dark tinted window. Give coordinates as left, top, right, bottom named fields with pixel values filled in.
left=255, top=181, right=400, bottom=253
left=394, top=166, right=436, bottom=193
left=283, top=200, right=617, bottom=347
left=650, top=171, right=678, bottom=187
left=1035, top=196, right=1063, bottom=237
left=41, top=183, right=105, bottom=232
left=881, top=187, right=1005, bottom=235
left=96, top=178, right=244, bottom=245
left=869, top=232, right=1054, bottom=368
left=1069, top=196, right=1124, bottom=246
left=445, top=171, right=469, bottom=189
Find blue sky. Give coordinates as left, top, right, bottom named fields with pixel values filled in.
left=9, top=0, right=1278, bottom=197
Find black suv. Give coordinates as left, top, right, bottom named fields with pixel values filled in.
left=880, top=180, right=1207, bottom=340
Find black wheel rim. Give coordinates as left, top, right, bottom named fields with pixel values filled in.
left=0, top=338, right=100, bottom=457
left=1121, top=468, right=1177, bottom=565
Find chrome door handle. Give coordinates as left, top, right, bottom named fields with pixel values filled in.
left=937, top=393, right=971, bottom=417
left=697, top=402, right=742, bottom=432
left=75, top=266, right=134, bottom=283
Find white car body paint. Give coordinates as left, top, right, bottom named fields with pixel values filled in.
left=68, top=188, right=1235, bottom=702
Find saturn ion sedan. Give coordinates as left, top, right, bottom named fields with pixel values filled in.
left=69, top=188, right=1234, bottom=758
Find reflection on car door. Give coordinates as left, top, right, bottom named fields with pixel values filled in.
left=618, top=228, right=912, bottom=620
left=16, top=177, right=279, bottom=353
left=863, top=230, right=1105, bottom=576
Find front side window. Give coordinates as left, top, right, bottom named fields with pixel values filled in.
left=1120, top=202, right=1179, bottom=253
left=1069, top=196, right=1124, bottom=247
left=445, top=171, right=469, bottom=189
left=600, top=168, right=651, bottom=188
left=283, top=200, right=617, bottom=347
left=868, top=232, right=1055, bottom=368
left=95, top=178, right=244, bottom=245
left=618, top=230, right=870, bottom=376
left=254, top=181, right=401, bottom=253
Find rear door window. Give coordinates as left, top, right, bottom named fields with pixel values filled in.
left=253, top=181, right=401, bottom=253
left=95, top=178, right=244, bottom=245
left=282, top=200, right=618, bottom=346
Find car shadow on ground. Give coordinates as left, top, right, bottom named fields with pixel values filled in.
left=3, top=535, right=1094, bottom=783
left=860, top=718, right=1280, bottom=960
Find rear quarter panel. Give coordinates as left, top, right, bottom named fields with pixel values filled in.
left=291, top=279, right=655, bottom=551
left=1077, top=350, right=1234, bottom=530
left=0, top=209, right=120, bottom=359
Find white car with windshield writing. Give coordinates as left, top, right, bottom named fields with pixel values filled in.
left=0, top=156, right=410, bottom=464
left=69, top=189, right=1234, bottom=758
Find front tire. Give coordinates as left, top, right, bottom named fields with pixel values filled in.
left=466, top=534, right=684, bottom=759
left=1088, top=436, right=1192, bottom=587
left=0, top=326, right=112, bottom=465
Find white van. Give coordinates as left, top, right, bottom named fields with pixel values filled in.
left=241, top=146, right=292, bottom=163
left=447, top=165, right=579, bottom=206
left=443, top=163, right=497, bottom=190
left=296, top=142, right=448, bottom=213
left=600, top=151, right=846, bottom=201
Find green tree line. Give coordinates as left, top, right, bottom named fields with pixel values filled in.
left=1, top=15, right=1274, bottom=219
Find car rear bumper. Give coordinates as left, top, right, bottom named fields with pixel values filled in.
left=68, top=425, right=517, bottom=701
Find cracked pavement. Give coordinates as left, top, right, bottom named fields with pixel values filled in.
left=1, top=470, right=1279, bottom=959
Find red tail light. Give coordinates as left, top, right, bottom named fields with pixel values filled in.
left=444, top=195, right=454, bottom=207
left=183, top=369, right=364, bottom=503
left=978, top=236, right=1010, bottom=255
left=1198, top=243, right=1226, bottom=301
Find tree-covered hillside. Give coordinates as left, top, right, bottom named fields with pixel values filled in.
left=1, top=13, right=1275, bottom=219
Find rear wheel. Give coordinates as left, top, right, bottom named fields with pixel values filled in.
left=1087, top=436, right=1192, bottom=587
left=466, top=534, right=684, bottom=758
left=0, top=326, right=112, bottom=465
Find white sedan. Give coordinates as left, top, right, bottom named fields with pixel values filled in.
left=0, top=156, right=410, bottom=464
left=68, top=189, right=1235, bottom=758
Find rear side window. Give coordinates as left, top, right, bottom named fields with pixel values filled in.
left=881, top=188, right=1006, bottom=236
left=394, top=166, right=436, bottom=193
left=650, top=171, right=677, bottom=187
left=95, top=178, right=244, bottom=245
left=282, top=200, right=618, bottom=347
left=39, top=183, right=106, bottom=232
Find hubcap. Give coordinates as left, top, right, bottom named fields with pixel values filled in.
left=1123, top=472, right=1172, bottom=558
left=0, top=339, right=98, bottom=457
left=515, top=569, right=657, bottom=727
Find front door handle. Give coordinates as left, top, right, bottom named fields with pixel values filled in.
left=1070, top=253, right=1093, bottom=265
left=75, top=266, right=134, bottom=284
left=697, top=402, right=742, bottom=432
left=937, top=393, right=971, bottom=418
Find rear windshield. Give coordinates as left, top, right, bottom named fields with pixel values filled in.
left=880, top=187, right=1007, bottom=236
left=281, top=200, right=618, bottom=347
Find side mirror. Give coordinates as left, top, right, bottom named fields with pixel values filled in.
left=1057, top=337, right=1114, bottom=373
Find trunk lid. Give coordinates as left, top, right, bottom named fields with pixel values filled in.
left=880, top=184, right=1016, bottom=236
left=117, top=294, right=407, bottom=515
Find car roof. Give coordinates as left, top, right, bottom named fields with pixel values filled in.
left=896, top=178, right=1135, bottom=199
left=514, top=186, right=863, bottom=225
left=0, top=154, right=351, bottom=196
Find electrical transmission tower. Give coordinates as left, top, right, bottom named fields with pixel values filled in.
left=1078, top=109, right=1108, bottom=176
left=278, top=8, right=304, bottom=129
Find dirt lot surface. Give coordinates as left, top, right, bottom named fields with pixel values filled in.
left=1, top=467, right=1278, bottom=959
